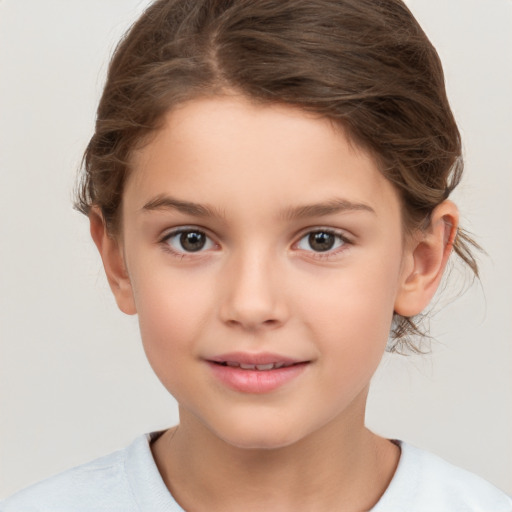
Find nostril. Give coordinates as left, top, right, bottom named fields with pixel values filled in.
left=224, top=317, right=281, bottom=329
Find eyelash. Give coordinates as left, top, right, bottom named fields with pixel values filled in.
left=296, top=228, right=351, bottom=260
left=159, top=227, right=216, bottom=260
left=159, top=227, right=352, bottom=260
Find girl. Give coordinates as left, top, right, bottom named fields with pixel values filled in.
left=2, top=0, right=510, bottom=510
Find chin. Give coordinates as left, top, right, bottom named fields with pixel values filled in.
left=212, top=417, right=306, bottom=451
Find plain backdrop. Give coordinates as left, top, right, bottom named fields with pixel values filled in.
left=1, top=0, right=511, bottom=499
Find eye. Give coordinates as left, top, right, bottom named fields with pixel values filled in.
left=162, top=228, right=215, bottom=254
left=296, top=230, right=347, bottom=253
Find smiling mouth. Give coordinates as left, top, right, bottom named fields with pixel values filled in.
left=214, top=361, right=300, bottom=371
left=207, top=355, right=309, bottom=393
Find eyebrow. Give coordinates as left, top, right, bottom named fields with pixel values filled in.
left=279, top=198, right=375, bottom=220
left=142, top=195, right=226, bottom=218
left=141, top=195, right=375, bottom=220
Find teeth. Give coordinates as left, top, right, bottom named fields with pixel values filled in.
left=223, top=361, right=293, bottom=371
left=256, top=364, right=275, bottom=371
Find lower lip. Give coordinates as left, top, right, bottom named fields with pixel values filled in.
left=207, top=362, right=308, bottom=394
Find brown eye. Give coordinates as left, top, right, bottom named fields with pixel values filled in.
left=164, top=229, right=214, bottom=253
left=180, top=231, right=206, bottom=252
left=308, top=232, right=335, bottom=252
left=297, top=230, right=347, bottom=253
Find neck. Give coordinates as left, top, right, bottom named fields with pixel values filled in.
left=151, top=395, right=399, bottom=512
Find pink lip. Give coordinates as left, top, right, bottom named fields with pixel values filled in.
left=207, top=352, right=310, bottom=394
left=209, top=352, right=302, bottom=366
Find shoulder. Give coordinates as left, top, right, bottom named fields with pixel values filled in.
left=0, top=433, right=181, bottom=512
left=1, top=433, right=181, bottom=512
left=373, top=441, right=512, bottom=512
left=0, top=445, right=134, bottom=512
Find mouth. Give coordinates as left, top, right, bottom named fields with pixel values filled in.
left=208, top=352, right=308, bottom=369
left=206, top=353, right=310, bottom=393
left=213, top=361, right=300, bottom=371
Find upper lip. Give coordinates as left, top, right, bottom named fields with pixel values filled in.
left=208, top=352, right=306, bottom=366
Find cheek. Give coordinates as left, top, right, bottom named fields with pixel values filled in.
left=300, top=251, right=402, bottom=353
left=131, top=266, right=215, bottom=379
left=299, top=264, right=400, bottom=402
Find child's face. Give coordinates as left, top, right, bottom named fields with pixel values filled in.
left=117, top=95, right=411, bottom=448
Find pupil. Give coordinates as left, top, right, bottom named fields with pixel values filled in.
left=309, top=232, right=334, bottom=252
left=180, top=231, right=206, bottom=252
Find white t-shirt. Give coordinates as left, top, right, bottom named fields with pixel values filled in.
left=2, top=432, right=511, bottom=511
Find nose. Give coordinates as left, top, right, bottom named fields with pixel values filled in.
left=218, top=249, right=289, bottom=331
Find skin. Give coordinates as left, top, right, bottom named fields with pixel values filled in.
left=91, top=95, right=458, bottom=511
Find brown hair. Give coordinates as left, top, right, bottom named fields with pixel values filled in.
left=75, top=0, right=479, bottom=352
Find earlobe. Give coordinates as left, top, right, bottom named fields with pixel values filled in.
left=89, top=207, right=137, bottom=315
left=394, top=200, right=459, bottom=317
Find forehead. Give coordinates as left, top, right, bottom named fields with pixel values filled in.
left=125, top=95, right=401, bottom=224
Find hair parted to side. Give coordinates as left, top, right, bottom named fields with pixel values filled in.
left=75, top=0, right=480, bottom=352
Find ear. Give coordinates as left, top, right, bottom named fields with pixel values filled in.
left=394, top=200, right=459, bottom=317
left=89, top=207, right=137, bottom=315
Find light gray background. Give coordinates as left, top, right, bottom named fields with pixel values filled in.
left=1, top=0, right=511, bottom=499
